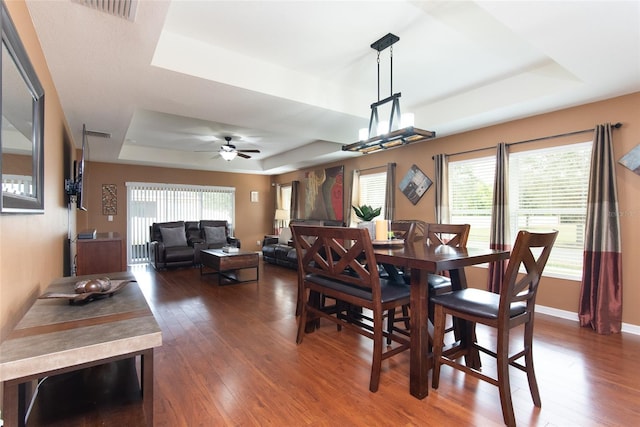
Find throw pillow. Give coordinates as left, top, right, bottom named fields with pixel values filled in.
left=278, top=227, right=292, bottom=244
left=204, top=226, right=227, bottom=245
left=160, top=226, right=187, bottom=247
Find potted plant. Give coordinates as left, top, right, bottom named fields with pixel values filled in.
left=352, top=205, right=381, bottom=239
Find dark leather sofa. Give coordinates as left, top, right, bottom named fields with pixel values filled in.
left=149, top=220, right=240, bottom=270
left=262, top=219, right=344, bottom=269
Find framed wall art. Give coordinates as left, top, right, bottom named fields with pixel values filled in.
left=399, top=164, right=432, bottom=205
left=619, top=144, right=640, bottom=175
left=102, top=184, right=117, bottom=215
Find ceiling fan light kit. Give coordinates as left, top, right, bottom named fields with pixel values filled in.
left=343, top=33, right=436, bottom=155
left=219, top=148, right=237, bottom=161
left=218, top=136, right=260, bottom=161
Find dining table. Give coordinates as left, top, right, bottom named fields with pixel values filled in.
left=373, top=240, right=510, bottom=399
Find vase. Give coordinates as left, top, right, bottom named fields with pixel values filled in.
left=357, top=221, right=377, bottom=240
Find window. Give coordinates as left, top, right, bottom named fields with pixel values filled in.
left=355, top=171, right=387, bottom=222
left=449, top=156, right=495, bottom=249
left=280, top=184, right=292, bottom=223
left=449, top=142, right=592, bottom=279
left=509, top=142, right=591, bottom=279
left=126, top=182, right=235, bottom=264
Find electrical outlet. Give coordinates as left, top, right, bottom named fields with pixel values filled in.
left=256, top=240, right=261, bottom=247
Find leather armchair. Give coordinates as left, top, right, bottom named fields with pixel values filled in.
left=149, top=221, right=196, bottom=270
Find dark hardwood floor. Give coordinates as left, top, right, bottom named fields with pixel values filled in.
left=28, top=260, right=640, bottom=426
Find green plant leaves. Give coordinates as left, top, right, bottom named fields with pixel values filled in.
left=352, top=205, right=381, bottom=221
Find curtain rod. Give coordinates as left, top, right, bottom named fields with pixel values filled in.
left=357, top=163, right=394, bottom=173
left=439, top=122, right=622, bottom=159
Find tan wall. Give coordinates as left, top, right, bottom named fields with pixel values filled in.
left=275, top=92, right=640, bottom=327
left=78, top=163, right=274, bottom=253
left=1, top=1, right=73, bottom=340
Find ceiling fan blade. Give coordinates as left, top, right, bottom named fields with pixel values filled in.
left=237, top=152, right=252, bottom=159
left=237, top=149, right=260, bottom=153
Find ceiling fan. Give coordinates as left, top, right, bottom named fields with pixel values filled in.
left=219, top=136, right=260, bottom=161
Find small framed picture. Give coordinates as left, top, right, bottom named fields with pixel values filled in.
left=619, top=144, right=640, bottom=175
left=250, top=191, right=259, bottom=203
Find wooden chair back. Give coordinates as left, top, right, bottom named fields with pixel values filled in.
left=425, top=223, right=470, bottom=248
left=391, top=219, right=426, bottom=243
left=500, top=230, right=558, bottom=316
left=291, top=225, right=380, bottom=296
left=390, top=220, right=416, bottom=242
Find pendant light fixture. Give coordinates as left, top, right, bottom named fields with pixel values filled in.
left=342, top=33, right=436, bottom=154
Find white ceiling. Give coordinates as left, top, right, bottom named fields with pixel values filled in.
left=25, top=0, right=640, bottom=175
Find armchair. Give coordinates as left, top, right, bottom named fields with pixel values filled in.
left=149, top=221, right=196, bottom=270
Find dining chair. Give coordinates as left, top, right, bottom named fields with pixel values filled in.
left=425, top=223, right=471, bottom=316
left=386, top=223, right=471, bottom=341
left=382, top=220, right=418, bottom=343
left=391, top=219, right=426, bottom=243
left=431, top=230, right=558, bottom=427
left=291, top=224, right=411, bottom=392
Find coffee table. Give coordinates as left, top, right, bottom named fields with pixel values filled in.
left=200, top=248, right=259, bottom=285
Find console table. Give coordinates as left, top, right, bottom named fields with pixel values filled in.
left=76, top=232, right=125, bottom=275
left=0, top=272, right=161, bottom=427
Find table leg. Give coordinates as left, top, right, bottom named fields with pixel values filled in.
left=2, top=380, right=26, bottom=427
left=141, top=349, right=154, bottom=427
left=409, top=268, right=430, bottom=399
left=448, top=268, right=481, bottom=369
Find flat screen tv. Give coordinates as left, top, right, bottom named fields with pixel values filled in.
left=64, top=124, right=88, bottom=210
left=76, top=124, right=87, bottom=211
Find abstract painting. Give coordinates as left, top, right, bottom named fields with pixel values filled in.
left=303, top=165, right=344, bottom=221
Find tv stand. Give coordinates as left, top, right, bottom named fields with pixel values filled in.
left=76, top=232, right=125, bottom=275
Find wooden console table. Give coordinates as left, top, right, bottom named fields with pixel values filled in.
left=0, top=272, right=162, bottom=427
left=76, top=232, right=125, bottom=276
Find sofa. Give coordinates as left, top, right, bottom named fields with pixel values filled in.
left=262, top=219, right=344, bottom=269
left=149, top=220, right=240, bottom=270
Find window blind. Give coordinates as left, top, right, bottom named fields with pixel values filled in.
left=358, top=171, right=387, bottom=220
left=449, top=156, right=495, bottom=249
left=509, top=142, right=591, bottom=278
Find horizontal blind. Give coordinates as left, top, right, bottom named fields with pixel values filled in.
left=449, top=156, right=495, bottom=249
left=126, top=182, right=235, bottom=264
left=358, top=171, right=387, bottom=221
left=510, top=142, right=591, bottom=279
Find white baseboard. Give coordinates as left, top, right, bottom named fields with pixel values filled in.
left=536, top=305, right=640, bottom=336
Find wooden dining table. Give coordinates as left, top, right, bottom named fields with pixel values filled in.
left=373, top=240, right=510, bottom=399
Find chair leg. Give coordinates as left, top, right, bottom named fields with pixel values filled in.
left=524, top=319, right=541, bottom=407
left=296, top=289, right=307, bottom=344
left=386, top=308, right=396, bottom=345
left=369, top=309, right=383, bottom=392
left=431, top=304, right=446, bottom=389
left=295, top=277, right=302, bottom=316
left=401, top=304, right=410, bottom=329
left=497, top=328, right=516, bottom=427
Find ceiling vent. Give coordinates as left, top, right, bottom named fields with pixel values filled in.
left=71, top=0, right=138, bottom=21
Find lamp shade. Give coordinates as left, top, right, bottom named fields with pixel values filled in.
left=274, top=209, right=288, bottom=220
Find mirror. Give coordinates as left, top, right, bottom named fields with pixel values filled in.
left=1, top=1, right=45, bottom=213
